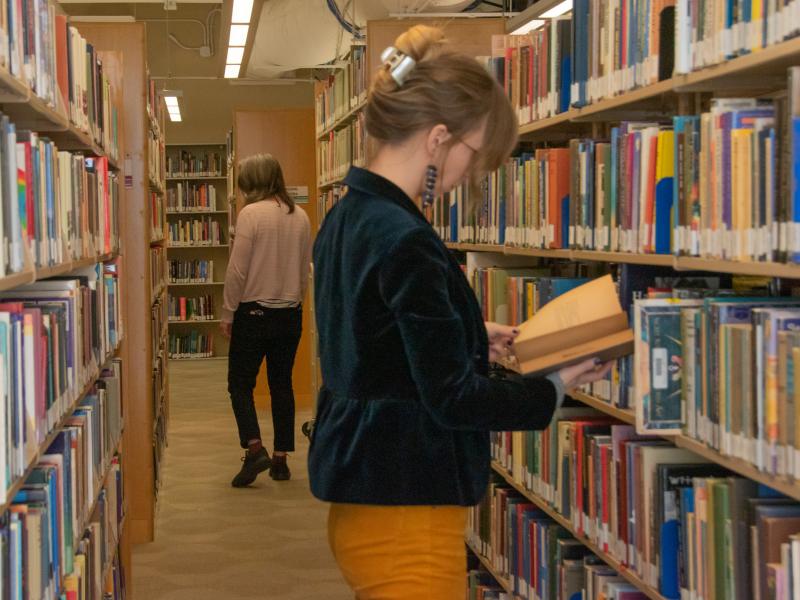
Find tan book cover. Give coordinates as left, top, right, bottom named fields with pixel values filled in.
left=506, top=275, right=634, bottom=376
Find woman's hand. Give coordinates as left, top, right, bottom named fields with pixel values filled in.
left=557, top=358, right=614, bottom=390
left=220, top=321, right=233, bottom=339
left=485, top=322, right=519, bottom=362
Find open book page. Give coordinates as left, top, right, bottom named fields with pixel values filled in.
left=516, top=275, right=624, bottom=339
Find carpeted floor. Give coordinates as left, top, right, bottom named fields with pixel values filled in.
left=131, top=360, right=351, bottom=600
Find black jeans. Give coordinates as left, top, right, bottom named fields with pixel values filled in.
left=228, top=302, right=302, bottom=452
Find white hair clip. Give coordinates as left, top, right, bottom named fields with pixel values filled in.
left=381, top=46, right=416, bottom=87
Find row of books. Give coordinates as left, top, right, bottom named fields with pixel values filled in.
left=0, top=124, right=121, bottom=276
left=147, top=78, right=164, bottom=130
left=317, top=184, right=345, bottom=224
left=166, top=150, right=223, bottom=178
left=633, top=295, right=800, bottom=481
left=168, top=259, right=214, bottom=284
left=148, top=128, right=165, bottom=190
left=1, top=9, right=121, bottom=158
left=150, top=296, right=166, bottom=365
left=490, top=414, right=800, bottom=600
left=0, top=358, right=124, bottom=600
left=168, top=330, right=213, bottom=359
left=0, top=262, right=122, bottom=502
left=167, top=218, right=224, bottom=247
left=431, top=85, right=800, bottom=263
left=166, top=183, right=218, bottom=213
left=167, top=294, right=216, bottom=322
left=149, top=246, right=165, bottom=295
left=486, top=2, right=800, bottom=126
left=313, top=45, right=367, bottom=134
left=467, top=263, right=797, bottom=460
left=469, top=478, right=650, bottom=600
left=318, top=113, right=366, bottom=184
left=150, top=191, right=164, bottom=242
left=152, top=350, right=165, bottom=421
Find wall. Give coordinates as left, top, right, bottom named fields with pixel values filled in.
left=165, top=80, right=314, bottom=143
left=234, top=109, right=318, bottom=410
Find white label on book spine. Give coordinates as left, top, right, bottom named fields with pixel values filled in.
left=652, top=348, right=669, bottom=389
left=795, top=448, right=800, bottom=480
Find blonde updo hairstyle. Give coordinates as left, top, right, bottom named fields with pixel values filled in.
left=366, top=25, right=518, bottom=180
left=237, top=153, right=294, bottom=213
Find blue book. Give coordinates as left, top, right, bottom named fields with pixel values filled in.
left=570, top=0, right=589, bottom=107
left=610, top=127, right=620, bottom=250
left=792, top=118, right=800, bottom=262
left=45, top=143, right=55, bottom=262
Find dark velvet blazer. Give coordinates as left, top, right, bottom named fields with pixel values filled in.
left=308, top=167, right=559, bottom=506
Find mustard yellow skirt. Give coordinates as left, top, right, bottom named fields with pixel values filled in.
left=327, top=503, right=468, bottom=600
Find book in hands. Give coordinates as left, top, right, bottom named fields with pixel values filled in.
left=506, top=275, right=634, bottom=377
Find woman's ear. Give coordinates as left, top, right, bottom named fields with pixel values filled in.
left=425, top=124, right=451, bottom=159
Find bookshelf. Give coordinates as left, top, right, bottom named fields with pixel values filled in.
left=166, top=142, right=231, bottom=361
left=418, top=9, right=800, bottom=599
left=0, top=8, right=130, bottom=596
left=74, top=22, right=168, bottom=550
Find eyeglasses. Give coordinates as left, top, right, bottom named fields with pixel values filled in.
left=458, top=138, right=480, bottom=154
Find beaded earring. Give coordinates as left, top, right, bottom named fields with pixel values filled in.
left=422, top=164, right=438, bottom=207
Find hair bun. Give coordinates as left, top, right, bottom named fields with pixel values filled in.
left=394, top=24, right=447, bottom=63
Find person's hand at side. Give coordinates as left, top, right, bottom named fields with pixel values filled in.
left=220, top=321, right=232, bottom=339
left=557, top=358, right=614, bottom=390
left=485, top=322, right=519, bottom=362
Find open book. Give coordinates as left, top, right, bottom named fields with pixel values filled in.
left=505, top=275, right=634, bottom=376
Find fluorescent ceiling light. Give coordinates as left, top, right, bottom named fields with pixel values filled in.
left=167, top=106, right=182, bottom=122
left=231, top=0, right=253, bottom=23
left=226, top=46, right=245, bottom=64
left=169, top=113, right=182, bottom=123
left=225, top=64, right=241, bottom=78
left=511, top=19, right=545, bottom=35
left=229, top=24, right=249, bottom=46
left=540, top=0, right=573, bottom=18
left=164, top=95, right=179, bottom=108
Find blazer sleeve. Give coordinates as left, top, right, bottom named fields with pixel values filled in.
left=377, top=228, right=558, bottom=432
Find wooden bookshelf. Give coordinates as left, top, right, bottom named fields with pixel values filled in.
left=316, top=99, right=367, bottom=141
left=439, top=32, right=800, bottom=599
left=465, top=539, right=517, bottom=598
left=515, top=37, right=800, bottom=139
left=0, top=340, right=123, bottom=515
left=444, top=242, right=800, bottom=277
left=568, top=391, right=636, bottom=425
left=74, top=21, right=166, bottom=548
left=166, top=142, right=231, bottom=360
left=564, top=389, right=800, bottom=501
left=490, top=461, right=668, bottom=600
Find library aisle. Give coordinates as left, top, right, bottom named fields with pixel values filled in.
left=131, top=360, right=350, bottom=600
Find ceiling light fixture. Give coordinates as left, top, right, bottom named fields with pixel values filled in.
left=224, top=64, right=241, bottom=79
left=226, top=46, right=245, bottom=64
left=510, top=19, right=545, bottom=35
left=229, top=24, right=249, bottom=46
left=161, top=90, right=183, bottom=122
left=231, top=0, right=253, bottom=23
left=539, top=0, right=573, bottom=18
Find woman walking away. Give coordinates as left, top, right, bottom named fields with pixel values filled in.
left=222, top=153, right=311, bottom=487
left=309, top=25, right=612, bottom=599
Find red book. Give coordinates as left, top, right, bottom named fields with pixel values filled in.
left=644, top=133, right=658, bottom=252
left=179, top=297, right=186, bottom=321
left=55, top=15, right=70, bottom=114
left=547, top=148, right=570, bottom=249
left=600, top=442, right=611, bottom=552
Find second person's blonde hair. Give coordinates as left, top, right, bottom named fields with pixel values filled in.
left=365, top=25, right=518, bottom=179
